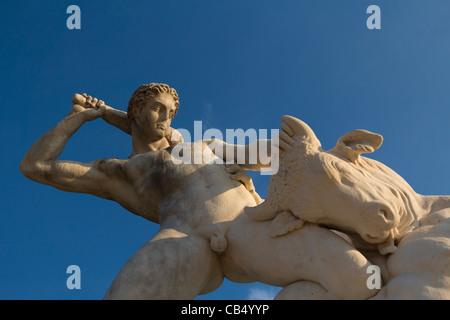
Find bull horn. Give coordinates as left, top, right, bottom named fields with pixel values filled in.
left=245, top=200, right=278, bottom=221
left=281, top=115, right=320, bottom=145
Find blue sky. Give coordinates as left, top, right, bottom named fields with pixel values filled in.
left=0, top=1, right=449, bottom=299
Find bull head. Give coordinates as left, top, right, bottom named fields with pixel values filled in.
left=245, top=116, right=404, bottom=255
left=245, top=115, right=322, bottom=221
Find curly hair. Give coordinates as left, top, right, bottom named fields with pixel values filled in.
left=127, top=83, right=180, bottom=123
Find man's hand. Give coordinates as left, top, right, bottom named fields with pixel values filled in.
left=273, top=121, right=296, bottom=157
left=279, top=121, right=296, bottom=151
left=70, top=93, right=106, bottom=121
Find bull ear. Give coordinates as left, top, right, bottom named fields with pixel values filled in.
left=331, top=129, right=383, bottom=162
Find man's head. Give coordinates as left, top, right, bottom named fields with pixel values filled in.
left=128, top=83, right=180, bottom=141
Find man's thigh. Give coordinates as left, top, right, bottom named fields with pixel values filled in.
left=104, top=228, right=223, bottom=299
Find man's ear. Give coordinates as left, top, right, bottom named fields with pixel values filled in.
left=330, top=129, right=383, bottom=162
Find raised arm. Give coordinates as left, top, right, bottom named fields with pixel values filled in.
left=74, top=93, right=132, bottom=135
left=19, top=96, right=125, bottom=199
left=76, top=94, right=184, bottom=146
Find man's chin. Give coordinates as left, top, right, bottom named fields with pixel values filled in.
left=152, top=129, right=167, bottom=140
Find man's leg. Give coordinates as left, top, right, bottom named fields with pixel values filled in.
left=103, top=228, right=223, bottom=299
left=275, top=281, right=336, bottom=300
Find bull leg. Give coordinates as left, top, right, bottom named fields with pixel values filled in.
left=103, top=228, right=223, bottom=299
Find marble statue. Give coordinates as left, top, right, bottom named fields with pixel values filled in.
left=20, top=83, right=449, bottom=299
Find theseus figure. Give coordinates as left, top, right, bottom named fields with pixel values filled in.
left=20, top=83, right=378, bottom=299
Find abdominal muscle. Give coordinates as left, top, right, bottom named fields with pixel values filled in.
left=157, top=160, right=258, bottom=237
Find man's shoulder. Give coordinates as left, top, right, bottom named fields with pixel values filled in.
left=95, top=156, right=158, bottom=182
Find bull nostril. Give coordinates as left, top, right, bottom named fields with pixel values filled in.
left=377, top=205, right=395, bottom=224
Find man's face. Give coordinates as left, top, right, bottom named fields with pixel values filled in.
left=134, top=92, right=177, bottom=141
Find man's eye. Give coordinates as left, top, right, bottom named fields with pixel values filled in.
left=152, top=106, right=160, bottom=111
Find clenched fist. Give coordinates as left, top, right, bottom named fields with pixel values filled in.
left=70, top=93, right=107, bottom=121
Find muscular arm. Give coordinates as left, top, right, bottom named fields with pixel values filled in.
left=19, top=97, right=124, bottom=199
left=208, top=139, right=273, bottom=171
left=206, top=126, right=295, bottom=171
left=102, top=106, right=131, bottom=134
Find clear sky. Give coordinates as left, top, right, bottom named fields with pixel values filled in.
left=0, top=0, right=449, bottom=299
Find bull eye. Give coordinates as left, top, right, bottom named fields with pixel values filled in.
left=334, top=162, right=350, bottom=178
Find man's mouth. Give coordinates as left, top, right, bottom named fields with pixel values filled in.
left=155, top=123, right=166, bottom=130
